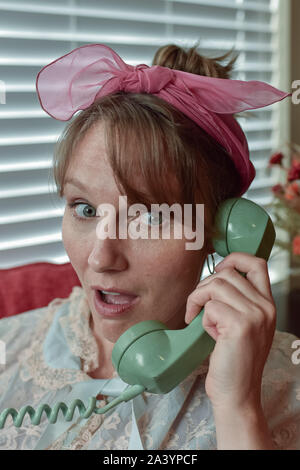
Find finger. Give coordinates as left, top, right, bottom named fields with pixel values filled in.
left=214, top=252, right=273, bottom=301
left=202, top=299, right=246, bottom=341
left=203, top=299, right=276, bottom=351
left=195, top=266, right=271, bottom=311
left=185, top=277, right=262, bottom=324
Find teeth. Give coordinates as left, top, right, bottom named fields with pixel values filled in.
left=101, top=290, right=120, bottom=295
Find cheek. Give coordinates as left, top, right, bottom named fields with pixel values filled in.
left=62, top=215, right=88, bottom=270
left=137, top=239, right=204, bottom=289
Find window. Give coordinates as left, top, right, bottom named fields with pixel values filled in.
left=0, top=0, right=288, bottom=282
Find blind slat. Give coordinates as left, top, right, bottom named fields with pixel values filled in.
left=0, top=2, right=274, bottom=34
left=0, top=0, right=274, bottom=14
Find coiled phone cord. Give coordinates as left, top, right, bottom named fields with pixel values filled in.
left=0, top=384, right=145, bottom=429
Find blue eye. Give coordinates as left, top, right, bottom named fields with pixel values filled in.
left=141, top=212, right=163, bottom=226
left=68, top=202, right=96, bottom=220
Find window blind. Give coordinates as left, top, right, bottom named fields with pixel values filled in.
left=0, top=0, right=285, bottom=273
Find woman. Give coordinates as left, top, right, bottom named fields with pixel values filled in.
left=0, top=43, right=299, bottom=450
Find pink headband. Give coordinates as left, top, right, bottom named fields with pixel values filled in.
left=36, top=43, right=291, bottom=196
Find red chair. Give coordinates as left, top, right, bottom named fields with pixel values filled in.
left=0, top=262, right=81, bottom=319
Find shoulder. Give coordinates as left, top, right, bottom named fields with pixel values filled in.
left=263, top=329, right=300, bottom=398
left=0, top=305, right=48, bottom=367
left=265, top=329, right=299, bottom=374
left=262, top=329, right=300, bottom=450
left=272, top=329, right=299, bottom=351
left=0, top=286, right=85, bottom=368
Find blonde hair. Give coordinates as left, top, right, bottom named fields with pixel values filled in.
left=52, top=43, right=241, bottom=246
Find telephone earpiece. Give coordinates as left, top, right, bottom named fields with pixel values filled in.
left=212, top=197, right=275, bottom=260
left=111, top=198, right=276, bottom=394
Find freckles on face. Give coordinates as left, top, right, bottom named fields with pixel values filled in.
left=61, top=210, right=87, bottom=286
left=138, top=238, right=204, bottom=322
left=136, top=238, right=201, bottom=297
left=61, top=122, right=205, bottom=343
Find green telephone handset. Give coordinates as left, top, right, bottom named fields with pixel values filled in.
left=0, top=197, right=276, bottom=428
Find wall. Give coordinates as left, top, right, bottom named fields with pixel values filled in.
left=291, top=0, right=300, bottom=146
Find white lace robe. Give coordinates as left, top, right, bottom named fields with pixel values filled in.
left=0, top=286, right=299, bottom=450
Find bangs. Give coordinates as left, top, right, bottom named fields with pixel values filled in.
left=102, top=94, right=197, bottom=210
left=53, top=91, right=240, bottom=244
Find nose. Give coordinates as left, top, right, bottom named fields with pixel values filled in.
left=88, top=234, right=128, bottom=273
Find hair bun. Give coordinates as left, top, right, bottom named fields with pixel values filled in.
left=152, top=43, right=239, bottom=80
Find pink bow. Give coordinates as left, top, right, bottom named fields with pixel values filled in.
left=36, top=43, right=291, bottom=195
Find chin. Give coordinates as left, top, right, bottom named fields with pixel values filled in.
left=92, top=312, right=137, bottom=342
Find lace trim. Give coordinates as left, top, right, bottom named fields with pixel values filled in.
left=18, top=287, right=98, bottom=390
left=59, top=292, right=99, bottom=373
left=48, top=404, right=107, bottom=450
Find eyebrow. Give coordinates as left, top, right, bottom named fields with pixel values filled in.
left=63, top=177, right=91, bottom=194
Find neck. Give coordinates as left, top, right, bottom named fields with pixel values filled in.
left=88, top=315, right=116, bottom=379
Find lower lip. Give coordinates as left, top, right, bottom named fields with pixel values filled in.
left=93, top=290, right=140, bottom=318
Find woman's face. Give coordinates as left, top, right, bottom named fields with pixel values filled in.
left=62, top=122, right=206, bottom=346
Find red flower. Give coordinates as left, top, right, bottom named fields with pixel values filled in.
left=284, top=182, right=299, bottom=200
left=292, top=235, right=300, bottom=256
left=292, top=160, right=300, bottom=171
left=288, top=166, right=300, bottom=182
left=269, top=152, right=284, bottom=166
left=272, top=184, right=284, bottom=194
left=290, top=181, right=300, bottom=194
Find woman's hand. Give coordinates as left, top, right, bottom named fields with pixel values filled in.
left=184, top=252, right=276, bottom=449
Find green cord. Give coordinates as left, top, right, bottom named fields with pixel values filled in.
left=94, top=384, right=145, bottom=414
left=0, top=384, right=145, bottom=428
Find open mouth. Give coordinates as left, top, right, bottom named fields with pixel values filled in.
left=93, top=289, right=140, bottom=317
left=99, top=290, right=137, bottom=305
